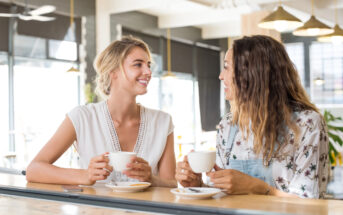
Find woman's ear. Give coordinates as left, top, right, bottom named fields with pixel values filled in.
left=110, top=70, right=118, bottom=80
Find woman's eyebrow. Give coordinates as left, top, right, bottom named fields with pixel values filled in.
left=132, top=59, right=144, bottom=63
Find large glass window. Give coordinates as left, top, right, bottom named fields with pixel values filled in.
left=285, top=42, right=305, bottom=86
left=13, top=58, right=80, bottom=169
left=310, top=42, right=343, bottom=104
left=14, top=35, right=46, bottom=59
left=49, top=39, right=78, bottom=61
left=136, top=54, right=199, bottom=160
left=0, top=53, right=9, bottom=161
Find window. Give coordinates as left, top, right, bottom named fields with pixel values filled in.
left=310, top=42, right=343, bottom=104
left=0, top=53, right=8, bottom=158
left=285, top=42, right=305, bottom=86
left=49, top=39, right=78, bottom=61
left=13, top=58, right=80, bottom=169
left=136, top=54, right=199, bottom=160
left=160, top=74, right=196, bottom=144
left=14, top=34, right=46, bottom=59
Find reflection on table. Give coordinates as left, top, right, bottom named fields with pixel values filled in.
left=0, top=194, right=152, bottom=215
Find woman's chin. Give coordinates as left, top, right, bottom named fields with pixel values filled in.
left=136, top=90, right=148, bottom=96
left=225, top=95, right=233, bottom=101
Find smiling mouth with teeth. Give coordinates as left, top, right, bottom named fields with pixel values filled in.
left=138, top=80, right=149, bottom=86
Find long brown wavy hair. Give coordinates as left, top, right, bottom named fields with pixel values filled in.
left=230, top=35, right=319, bottom=165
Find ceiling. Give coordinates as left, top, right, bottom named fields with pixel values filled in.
left=101, top=0, right=343, bottom=39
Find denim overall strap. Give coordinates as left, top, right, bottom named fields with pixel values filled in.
left=225, top=124, right=275, bottom=187
left=225, top=124, right=238, bottom=166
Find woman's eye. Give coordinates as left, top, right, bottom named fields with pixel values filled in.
left=134, top=63, right=142, bottom=67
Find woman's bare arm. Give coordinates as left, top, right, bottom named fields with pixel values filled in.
left=26, top=117, right=89, bottom=185
left=153, top=133, right=177, bottom=187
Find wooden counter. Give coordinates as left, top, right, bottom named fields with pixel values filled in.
left=0, top=194, right=150, bottom=215
left=0, top=173, right=342, bottom=215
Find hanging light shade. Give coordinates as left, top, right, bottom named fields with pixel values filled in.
left=66, top=66, right=79, bottom=72
left=293, top=15, right=334, bottom=36
left=258, top=6, right=303, bottom=32
left=318, top=24, right=343, bottom=43
left=313, top=77, right=324, bottom=86
left=162, top=28, right=176, bottom=79
left=293, top=0, right=333, bottom=36
left=318, top=0, right=343, bottom=44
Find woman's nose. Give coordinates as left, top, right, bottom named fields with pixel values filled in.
left=144, top=66, right=152, bottom=75
left=219, top=71, right=223, bottom=80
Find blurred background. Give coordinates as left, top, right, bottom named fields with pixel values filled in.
left=0, top=0, right=342, bottom=182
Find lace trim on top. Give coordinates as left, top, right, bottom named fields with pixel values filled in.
left=103, top=101, right=146, bottom=155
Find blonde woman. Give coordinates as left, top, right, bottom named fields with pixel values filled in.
left=27, top=36, right=176, bottom=187
left=176, top=35, right=329, bottom=198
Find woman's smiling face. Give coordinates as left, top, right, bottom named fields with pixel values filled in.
left=114, top=47, right=152, bottom=96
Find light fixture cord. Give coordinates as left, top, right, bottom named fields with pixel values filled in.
left=311, top=0, right=314, bottom=16
left=167, top=28, right=171, bottom=74
left=70, top=0, right=74, bottom=27
left=278, top=0, right=281, bottom=7
left=335, top=0, right=338, bottom=24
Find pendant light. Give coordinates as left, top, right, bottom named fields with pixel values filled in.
left=258, top=0, right=303, bottom=32
left=66, top=0, right=79, bottom=73
left=293, top=0, right=333, bottom=36
left=318, top=0, right=343, bottom=44
left=313, top=77, right=324, bottom=86
left=162, top=28, right=176, bottom=79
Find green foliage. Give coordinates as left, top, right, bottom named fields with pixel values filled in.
left=84, top=83, right=95, bottom=104
left=323, top=110, right=343, bottom=164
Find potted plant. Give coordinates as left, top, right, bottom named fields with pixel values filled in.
left=323, top=110, right=343, bottom=165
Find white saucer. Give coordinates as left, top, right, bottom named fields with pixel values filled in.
left=105, top=182, right=151, bottom=192
left=170, top=187, right=221, bottom=199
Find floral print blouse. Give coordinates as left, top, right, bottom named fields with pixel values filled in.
left=216, top=110, right=329, bottom=198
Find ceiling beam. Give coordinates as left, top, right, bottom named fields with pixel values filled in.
left=158, top=8, right=247, bottom=28
left=201, top=21, right=241, bottom=39
left=104, top=0, right=160, bottom=14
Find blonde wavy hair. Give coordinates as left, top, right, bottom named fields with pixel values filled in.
left=230, top=35, right=319, bottom=165
left=94, top=35, right=151, bottom=98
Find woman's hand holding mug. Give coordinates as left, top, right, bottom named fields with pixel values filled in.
left=123, top=157, right=152, bottom=182
left=85, top=152, right=113, bottom=185
left=175, top=155, right=202, bottom=187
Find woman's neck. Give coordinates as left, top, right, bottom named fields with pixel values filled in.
left=107, top=92, right=139, bottom=123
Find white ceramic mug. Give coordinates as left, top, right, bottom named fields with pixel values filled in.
left=108, top=152, right=136, bottom=172
left=187, top=151, right=216, bottom=173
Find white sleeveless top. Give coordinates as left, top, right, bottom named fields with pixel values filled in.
left=67, top=101, right=174, bottom=182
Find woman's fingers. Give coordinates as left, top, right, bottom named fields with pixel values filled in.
left=131, top=156, right=148, bottom=164
left=125, top=169, right=149, bottom=177
left=127, top=162, right=149, bottom=170
left=90, top=153, right=109, bottom=163
left=175, top=173, right=195, bottom=182
left=208, top=169, right=231, bottom=178
left=120, top=156, right=152, bottom=182
left=176, top=169, right=198, bottom=180
left=105, top=164, right=113, bottom=172
left=90, top=168, right=110, bottom=176
left=91, top=162, right=108, bottom=169
left=176, top=161, right=193, bottom=171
